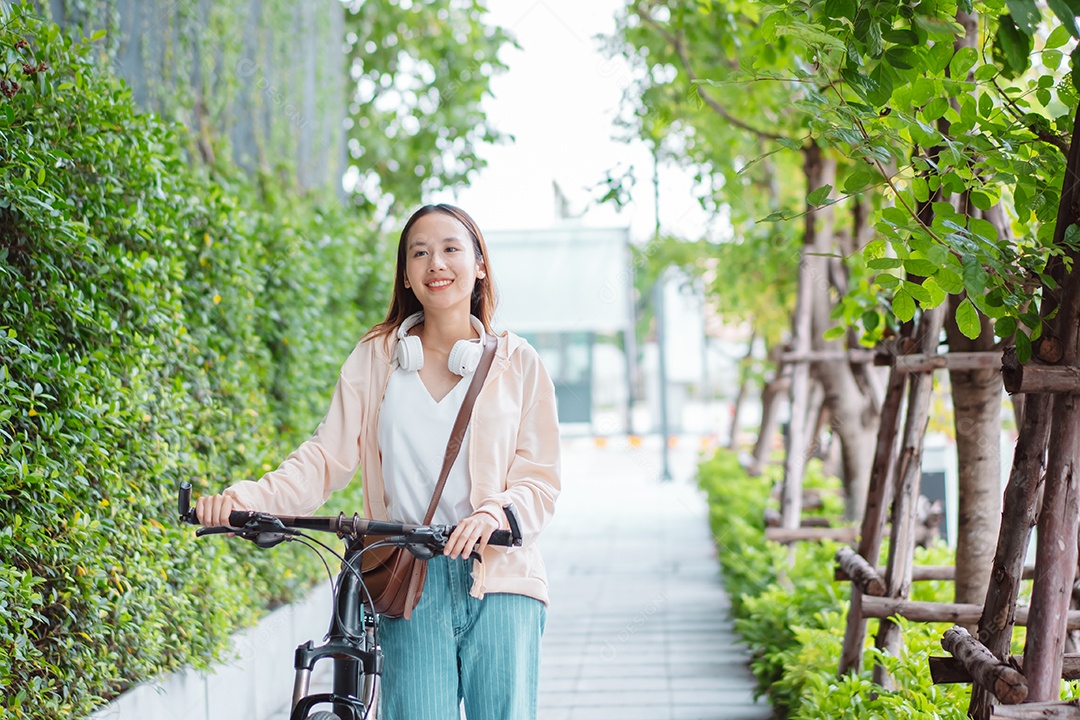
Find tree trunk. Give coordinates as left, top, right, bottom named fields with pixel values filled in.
left=1022, top=99, right=1080, bottom=702
left=805, top=147, right=879, bottom=521
left=728, top=331, right=757, bottom=449
left=939, top=7, right=1004, bottom=611
left=873, top=304, right=946, bottom=688
left=945, top=288, right=1001, bottom=607
left=749, top=346, right=787, bottom=476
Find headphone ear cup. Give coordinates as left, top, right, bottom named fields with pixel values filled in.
left=447, top=339, right=482, bottom=376
left=397, top=335, right=424, bottom=371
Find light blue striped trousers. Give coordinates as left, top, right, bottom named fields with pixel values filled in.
left=378, top=555, right=547, bottom=719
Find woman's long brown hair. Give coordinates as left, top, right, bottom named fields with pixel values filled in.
left=364, top=204, right=497, bottom=342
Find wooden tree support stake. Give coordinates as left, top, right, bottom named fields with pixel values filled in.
left=940, top=626, right=1027, bottom=704
left=837, top=565, right=1037, bottom=583
left=835, top=547, right=886, bottom=596
left=862, top=596, right=1080, bottom=629
left=873, top=350, right=1002, bottom=373
left=991, top=700, right=1080, bottom=719
left=763, top=508, right=831, bottom=528
left=780, top=349, right=877, bottom=364
left=765, top=526, right=858, bottom=543
left=1002, top=348, right=1080, bottom=394
left=930, top=653, right=1080, bottom=684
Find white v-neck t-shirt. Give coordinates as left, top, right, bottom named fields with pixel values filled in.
left=377, top=367, right=474, bottom=526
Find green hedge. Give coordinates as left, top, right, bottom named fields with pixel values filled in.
left=0, top=7, right=390, bottom=718
left=697, top=449, right=972, bottom=718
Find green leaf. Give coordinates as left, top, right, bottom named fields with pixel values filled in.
left=867, top=64, right=895, bottom=106
left=881, top=206, right=911, bottom=227
left=995, top=316, right=1018, bottom=338
left=823, top=325, right=847, bottom=341
left=978, top=91, right=994, bottom=118
left=955, top=298, right=981, bottom=339
left=862, top=310, right=881, bottom=331
left=854, top=9, right=884, bottom=56
left=973, top=64, right=999, bottom=81
left=868, top=257, right=903, bottom=269
left=962, top=257, right=989, bottom=294
left=1046, top=11, right=1078, bottom=42
left=904, top=258, right=940, bottom=276
left=807, top=184, right=833, bottom=206
left=883, top=29, right=920, bottom=46
left=1005, top=0, right=1041, bottom=35
left=885, top=47, right=920, bottom=70
left=825, top=0, right=857, bottom=21
left=1072, top=44, right=1080, bottom=92
left=1015, top=329, right=1032, bottom=362
left=922, top=276, right=947, bottom=307
left=912, top=176, right=930, bottom=203
left=970, top=191, right=992, bottom=210
left=950, top=47, right=979, bottom=78
left=877, top=273, right=901, bottom=289
left=923, top=97, right=950, bottom=121
left=893, top=290, right=916, bottom=321
left=904, top=280, right=933, bottom=304
left=970, top=217, right=1000, bottom=241
left=843, top=167, right=879, bottom=194
left=995, top=15, right=1033, bottom=78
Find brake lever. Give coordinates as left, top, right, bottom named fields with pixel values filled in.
left=196, top=525, right=238, bottom=537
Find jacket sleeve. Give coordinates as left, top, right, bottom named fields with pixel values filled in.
left=475, top=356, right=561, bottom=548
left=223, top=372, right=364, bottom=516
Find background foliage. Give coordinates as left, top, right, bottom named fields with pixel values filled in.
left=0, top=2, right=508, bottom=717
left=697, top=449, right=977, bottom=718
left=609, top=0, right=1078, bottom=359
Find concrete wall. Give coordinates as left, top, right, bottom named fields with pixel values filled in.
left=45, top=0, right=347, bottom=192
left=90, top=582, right=333, bottom=720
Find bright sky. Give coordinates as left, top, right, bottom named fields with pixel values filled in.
left=431, top=0, right=713, bottom=243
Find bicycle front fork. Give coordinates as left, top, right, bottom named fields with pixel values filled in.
left=289, top=627, right=381, bottom=720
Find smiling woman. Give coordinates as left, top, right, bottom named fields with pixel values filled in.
left=197, top=204, right=561, bottom=720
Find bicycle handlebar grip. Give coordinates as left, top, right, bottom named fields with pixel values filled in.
left=488, top=529, right=513, bottom=546
left=178, top=482, right=192, bottom=520
left=229, top=510, right=254, bottom=527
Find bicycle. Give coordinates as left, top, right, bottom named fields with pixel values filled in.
left=177, top=482, right=523, bottom=720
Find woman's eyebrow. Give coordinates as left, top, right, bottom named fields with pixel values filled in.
left=409, top=236, right=463, bottom=248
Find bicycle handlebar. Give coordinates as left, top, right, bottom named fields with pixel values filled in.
left=177, top=482, right=524, bottom=549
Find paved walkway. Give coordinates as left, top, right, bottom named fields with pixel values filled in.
left=266, top=434, right=770, bottom=720
left=536, top=435, right=770, bottom=720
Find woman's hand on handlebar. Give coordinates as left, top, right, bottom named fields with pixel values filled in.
left=196, top=493, right=241, bottom=527
left=444, top=511, right=499, bottom=559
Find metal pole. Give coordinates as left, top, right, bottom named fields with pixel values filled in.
left=656, top=273, right=673, bottom=482
left=653, top=148, right=672, bottom=482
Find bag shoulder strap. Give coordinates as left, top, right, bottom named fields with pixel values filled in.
left=421, top=334, right=497, bottom=524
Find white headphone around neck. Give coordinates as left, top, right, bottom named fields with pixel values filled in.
left=396, top=311, right=487, bottom=376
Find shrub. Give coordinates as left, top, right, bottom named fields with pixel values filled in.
left=698, top=448, right=974, bottom=718
left=0, top=6, right=390, bottom=717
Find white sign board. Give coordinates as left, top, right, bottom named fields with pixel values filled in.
left=484, top=226, right=634, bottom=334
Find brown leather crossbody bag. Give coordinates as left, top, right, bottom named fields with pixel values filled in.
left=359, top=335, right=496, bottom=620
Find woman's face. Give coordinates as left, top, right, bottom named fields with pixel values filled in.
left=403, top=212, right=485, bottom=315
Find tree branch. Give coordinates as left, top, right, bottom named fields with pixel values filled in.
left=632, top=4, right=789, bottom=143
left=991, top=79, right=1070, bottom=158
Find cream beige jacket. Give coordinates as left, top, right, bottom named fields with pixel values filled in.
left=224, top=330, right=561, bottom=604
